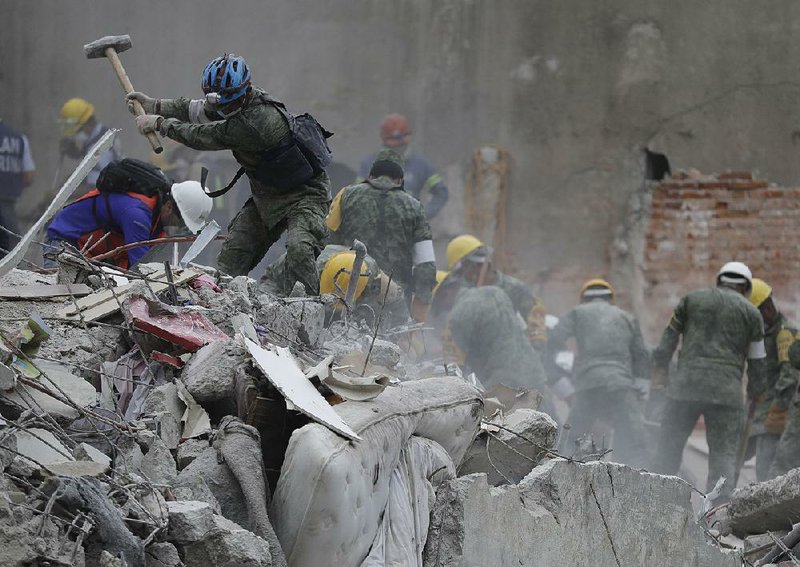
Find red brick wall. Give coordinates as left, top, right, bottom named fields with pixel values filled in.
left=642, top=171, right=800, bottom=340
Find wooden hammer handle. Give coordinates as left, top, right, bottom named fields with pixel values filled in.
left=104, top=47, right=163, bottom=154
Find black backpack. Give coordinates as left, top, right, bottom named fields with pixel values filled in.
left=96, top=158, right=172, bottom=198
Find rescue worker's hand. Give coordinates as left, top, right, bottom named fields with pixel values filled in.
left=764, top=403, right=788, bottom=434
left=126, top=92, right=158, bottom=115
left=135, top=114, right=163, bottom=135
left=410, top=297, right=431, bottom=323
left=651, top=366, right=669, bottom=390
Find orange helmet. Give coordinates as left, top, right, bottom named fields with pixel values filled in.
left=380, top=113, right=411, bottom=148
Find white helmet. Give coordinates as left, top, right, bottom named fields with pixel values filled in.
left=717, top=261, right=753, bottom=291
left=171, top=181, right=213, bottom=234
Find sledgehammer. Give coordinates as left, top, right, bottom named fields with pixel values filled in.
left=84, top=34, right=163, bottom=153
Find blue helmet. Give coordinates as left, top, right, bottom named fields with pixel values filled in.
left=201, top=54, right=251, bottom=105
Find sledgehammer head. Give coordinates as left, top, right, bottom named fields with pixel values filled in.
left=84, top=35, right=132, bottom=58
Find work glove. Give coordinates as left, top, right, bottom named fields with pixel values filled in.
left=764, top=403, right=788, bottom=434
left=126, top=91, right=158, bottom=114
left=135, top=114, right=163, bottom=135
left=650, top=366, right=669, bottom=390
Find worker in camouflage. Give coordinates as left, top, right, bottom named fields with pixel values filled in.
left=326, top=149, right=436, bottom=321
left=127, top=54, right=330, bottom=294
left=651, top=262, right=766, bottom=500
left=547, top=279, right=649, bottom=466
left=768, top=329, right=800, bottom=477
left=446, top=285, right=547, bottom=392
left=446, top=234, right=548, bottom=352
left=260, top=243, right=410, bottom=329
left=745, top=279, right=799, bottom=480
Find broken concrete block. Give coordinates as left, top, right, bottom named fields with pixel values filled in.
left=142, top=382, right=185, bottom=421
left=0, top=431, right=17, bottom=471
left=368, top=338, right=403, bottom=369
left=12, top=428, right=74, bottom=474
left=181, top=340, right=246, bottom=404
left=75, top=442, right=112, bottom=467
left=145, top=542, right=182, bottom=567
left=141, top=436, right=177, bottom=486
left=729, top=467, right=800, bottom=536
left=176, top=438, right=208, bottom=470
left=166, top=500, right=216, bottom=545
left=115, top=435, right=145, bottom=478
left=46, top=460, right=109, bottom=477
left=174, top=447, right=248, bottom=528
left=0, top=361, right=15, bottom=390
left=182, top=513, right=273, bottom=567
left=171, top=474, right=222, bottom=515
left=155, top=411, right=181, bottom=450
left=0, top=360, right=96, bottom=422
left=458, top=409, right=557, bottom=485
left=256, top=294, right=325, bottom=347
left=423, top=461, right=739, bottom=567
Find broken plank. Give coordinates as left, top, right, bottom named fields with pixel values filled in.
left=0, top=284, right=93, bottom=299
left=56, top=269, right=200, bottom=321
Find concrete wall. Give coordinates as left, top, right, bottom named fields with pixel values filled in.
left=4, top=0, right=800, bottom=314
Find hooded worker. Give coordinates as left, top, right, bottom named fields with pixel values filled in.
left=44, top=159, right=212, bottom=269
left=651, top=261, right=767, bottom=500
left=327, top=149, right=436, bottom=321
left=59, top=97, right=122, bottom=191
left=446, top=234, right=548, bottom=352
left=547, top=279, right=650, bottom=466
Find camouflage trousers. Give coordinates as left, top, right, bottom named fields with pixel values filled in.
left=652, top=399, right=744, bottom=498
left=217, top=196, right=328, bottom=295
left=562, top=387, right=648, bottom=467
left=769, top=402, right=800, bottom=478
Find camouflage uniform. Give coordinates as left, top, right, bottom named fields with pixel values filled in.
left=548, top=300, right=650, bottom=466
left=462, top=271, right=548, bottom=351
left=651, top=287, right=766, bottom=498
left=326, top=168, right=436, bottom=304
left=260, top=244, right=410, bottom=329
left=748, top=315, right=798, bottom=480
left=447, top=286, right=546, bottom=391
left=158, top=88, right=330, bottom=293
left=768, top=338, right=800, bottom=476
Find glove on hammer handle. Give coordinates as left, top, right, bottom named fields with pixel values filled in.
left=104, top=47, right=163, bottom=153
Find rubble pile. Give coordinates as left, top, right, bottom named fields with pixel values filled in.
left=0, top=265, right=749, bottom=566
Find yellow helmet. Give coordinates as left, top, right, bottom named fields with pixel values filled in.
left=447, top=234, right=484, bottom=270
left=320, top=251, right=370, bottom=300
left=580, top=278, right=615, bottom=301
left=749, top=278, right=772, bottom=307
left=60, top=98, right=95, bottom=136
left=432, top=270, right=449, bottom=297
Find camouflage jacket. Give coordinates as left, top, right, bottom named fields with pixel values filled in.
left=751, top=314, right=799, bottom=435
left=159, top=89, right=329, bottom=226
left=325, top=178, right=436, bottom=303
left=548, top=300, right=649, bottom=392
left=447, top=286, right=547, bottom=390
left=460, top=271, right=548, bottom=350
left=260, top=244, right=409, bottom=328
left=652, top=287, right=765, bottom=408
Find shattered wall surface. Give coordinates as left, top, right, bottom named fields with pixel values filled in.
left=635, top=170, right=800, bottom=338
left=424, top=460, right=739, bottom=567
left=7, top=2, right=800, bottom=312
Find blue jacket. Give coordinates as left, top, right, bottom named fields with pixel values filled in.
left=47, top=190, right=161, bottom=267
left=359, top=151, right=448, bottom=219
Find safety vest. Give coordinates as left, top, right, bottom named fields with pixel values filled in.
left=0, top=121, right=28, bottom=201
left=73, top=189, right=164, bottom=269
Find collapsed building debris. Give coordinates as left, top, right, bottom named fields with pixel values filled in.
left=0, top=259, right=765, bottom=567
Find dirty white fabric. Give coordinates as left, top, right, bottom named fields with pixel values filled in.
left=270, top=376, right=482, bottom=567
left=360, top=436, right=455, bottom=567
